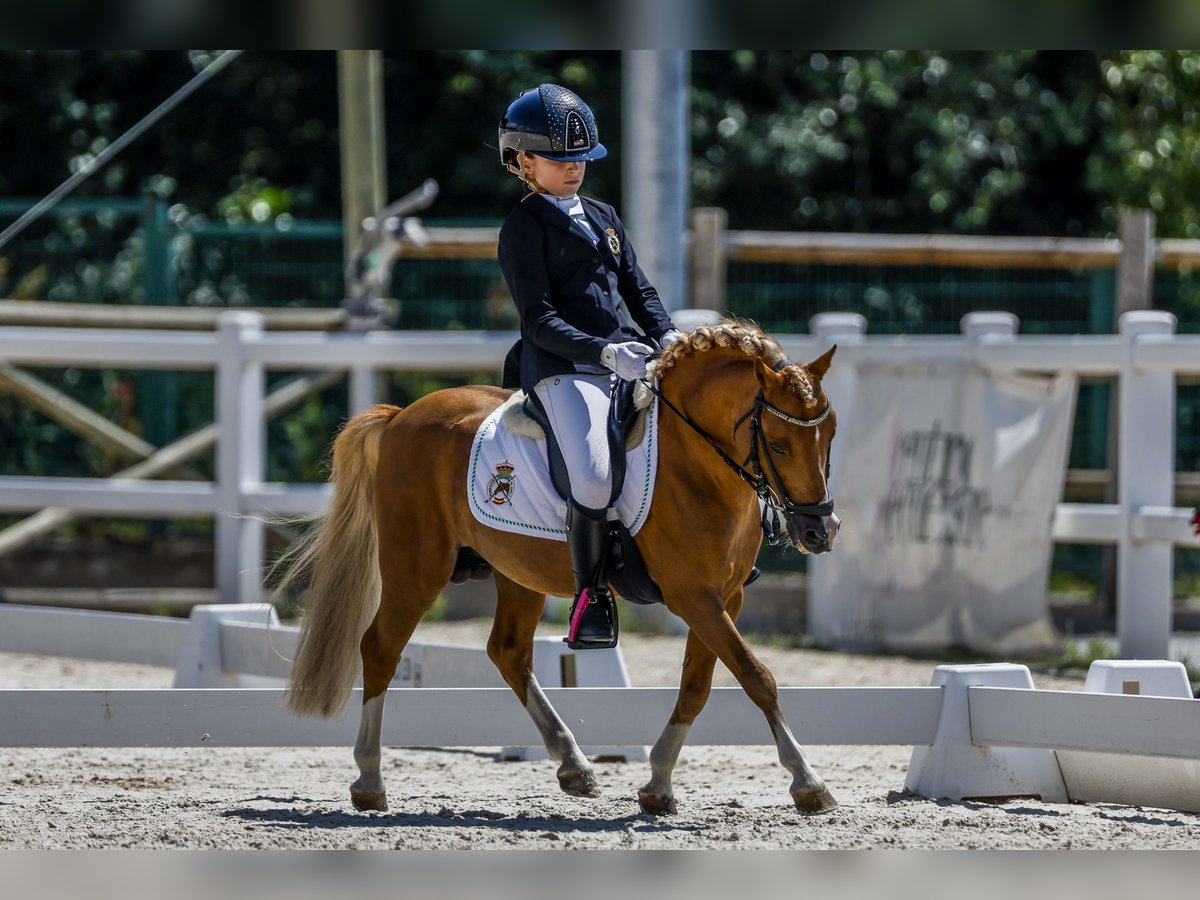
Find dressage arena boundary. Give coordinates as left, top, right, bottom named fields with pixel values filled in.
left=1, top=603, right=1199, bottom=813
left=2, top=308, right=1198, bottom=658
left=3, top=307, right=1200, bottom=810
left=0, top=601, right=644, bottom=761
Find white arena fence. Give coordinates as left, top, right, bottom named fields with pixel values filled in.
left=1, top=308, right=1198, bottom=657
left=0, top=601, right=642, bottom=761
left=0, top=602, right=1198, bottom=813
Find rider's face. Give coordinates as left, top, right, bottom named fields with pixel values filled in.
left=525, top=154, right=586, bottom=197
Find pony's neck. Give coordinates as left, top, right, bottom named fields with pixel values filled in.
left=660, top=346, right=764, bottom=469
left=667, top=342, right=759, bottom=405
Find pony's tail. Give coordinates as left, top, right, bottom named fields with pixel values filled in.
left=281, top=404, right=403, bottom=719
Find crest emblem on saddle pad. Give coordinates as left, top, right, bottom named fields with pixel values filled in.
left=487, top=461, right=516, bottom=505
left=605, top=227, right=620, bottom=257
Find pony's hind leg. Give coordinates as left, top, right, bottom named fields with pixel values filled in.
left=487, top=571, right=600, bottom=799
left=638, top=629, right=718, bottom=815
left=350, top=560, right=449, bottom=812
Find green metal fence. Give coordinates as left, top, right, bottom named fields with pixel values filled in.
left=0, top=198, right=150, bottom=304
left=5, top=202, right=1199, bottom=475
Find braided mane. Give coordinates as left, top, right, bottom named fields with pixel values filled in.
left=654, top=319, right=817, bottom=404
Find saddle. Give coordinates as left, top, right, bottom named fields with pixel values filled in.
left=454, top=380, right=666, bottom=606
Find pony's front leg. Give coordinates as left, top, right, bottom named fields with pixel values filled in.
left=675, top=593, right=838, bottom=815
left=488, top=572, right=599, bottom=798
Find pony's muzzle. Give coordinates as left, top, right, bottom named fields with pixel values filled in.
left=792, top=512, right=839, bottom=554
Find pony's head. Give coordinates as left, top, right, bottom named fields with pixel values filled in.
left=751, top=344, right=839, bottom=553
left=656, top=321, right=839, bottom=554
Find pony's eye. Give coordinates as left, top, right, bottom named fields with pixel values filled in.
left=769, top=441, right=787, bottom=455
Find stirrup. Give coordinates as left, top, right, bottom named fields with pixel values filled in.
left=563, top=587, right=618, bottom=650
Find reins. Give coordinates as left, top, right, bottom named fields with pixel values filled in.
left=640, top=357, right=834, bottom=547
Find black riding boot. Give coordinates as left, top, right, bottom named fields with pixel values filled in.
left=564, top=501, right=618, bottom=650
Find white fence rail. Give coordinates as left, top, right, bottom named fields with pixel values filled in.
left=1, top=309, right=1198, bottom=656
left=0, top=686, right=944, bottom=749
left=1, top=602, right=1198, bottom=814
left=4, top=652, right=1199, bottom=814
left=969, top=687, right=1200, bottom=759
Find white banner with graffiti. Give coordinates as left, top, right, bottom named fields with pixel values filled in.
left=816, top=363, right=1077, bottom=655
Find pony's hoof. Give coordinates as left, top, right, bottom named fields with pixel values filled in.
left=350, top=786, right=389, bottom=812
left=792, top=784, right=838, bottom=815
left=558, top=768, right=601, bottom=798
left=637, top=789, right=677, bottom=816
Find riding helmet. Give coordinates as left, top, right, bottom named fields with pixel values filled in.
left=498, top=83, right=608, bottom=171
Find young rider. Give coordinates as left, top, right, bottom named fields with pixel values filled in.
left=496, top=83, right=682, bottom=649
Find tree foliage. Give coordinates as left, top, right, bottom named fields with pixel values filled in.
left=5, top=51, right=1200, bottom=237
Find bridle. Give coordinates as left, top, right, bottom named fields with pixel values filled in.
left=641, top=357, right=835, bottom=547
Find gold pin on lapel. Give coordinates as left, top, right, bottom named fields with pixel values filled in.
left=605, top=227, right=621, bottom=257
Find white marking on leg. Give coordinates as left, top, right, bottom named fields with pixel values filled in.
left=642, top=722, right=690, bottom=799
left=524, top=675, right=590, bottom=771
left=351, top=693, right=386, bottom=796
left=771, top=715, right=823, bottom=794
left=525, top=675, right=600, bottom=797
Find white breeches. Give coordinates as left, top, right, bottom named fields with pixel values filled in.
left=533, top=372, right=615, bottom=513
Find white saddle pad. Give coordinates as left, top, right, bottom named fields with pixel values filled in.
left=468, top=392, right=660, bottom=542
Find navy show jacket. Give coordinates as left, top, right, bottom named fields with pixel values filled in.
left=498, top=192, right=676, bottom=393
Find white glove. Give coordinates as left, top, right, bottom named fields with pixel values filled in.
left=600, top=341, right=654, bottom=380
left=660, top=329, right=683, bottom=348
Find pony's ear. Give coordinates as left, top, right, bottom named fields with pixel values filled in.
left=806, top=344, right=837, bottom=380
left=753, top=356, right=779, bottom=389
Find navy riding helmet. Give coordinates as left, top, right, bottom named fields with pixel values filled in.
left=498, top=83, right=608, bottom=172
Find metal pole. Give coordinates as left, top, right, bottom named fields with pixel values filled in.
left=622, top=51, right=689, bottom=314
left=337, top=50, right=387, bottom=265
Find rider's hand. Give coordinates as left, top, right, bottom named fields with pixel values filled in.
left=600, top=341, right=654, bottom=380
left=660, top=329, right=683, bottom=349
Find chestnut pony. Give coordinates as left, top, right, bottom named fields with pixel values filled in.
left=282, top=321, right=840, bottom=816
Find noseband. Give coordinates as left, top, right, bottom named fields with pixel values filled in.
left=643, top=357, right=835, bottom=547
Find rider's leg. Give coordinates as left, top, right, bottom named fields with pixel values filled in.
left=564, top=499, right=617, bottom=647
left=533, top=373, right=618, bottom=648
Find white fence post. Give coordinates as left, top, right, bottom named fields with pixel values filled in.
left=349, top=365, right=378, bottom=413
left=215, top=312, right=266, bottom=605
left=806, top=312, right=866, bottom=647
left=961, top=310, right=1018, bottom=343
left=1117, top=310, right=1177, bottom=658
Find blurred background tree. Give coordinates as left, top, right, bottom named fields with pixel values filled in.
left=3, top=50, right=1199, bottom=237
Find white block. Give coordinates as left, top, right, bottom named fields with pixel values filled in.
left=905, top=663, right=1068, bottom=802
left=1081, top=659, right=1192, bottom=699
left=173, top=603, right=279, bottom=688
left=1058, top=659, right=1200, bottom=812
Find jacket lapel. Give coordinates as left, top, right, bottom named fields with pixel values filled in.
left=582, top=199, right=621, bottom=272
left=525, top=193, right=597, bottom=249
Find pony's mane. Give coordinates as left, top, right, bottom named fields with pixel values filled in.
left=655, top=320, right=817, bottom=404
